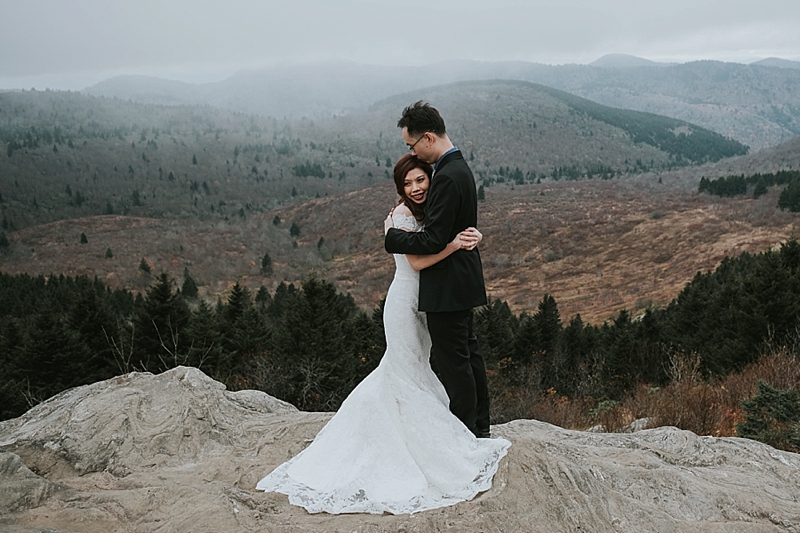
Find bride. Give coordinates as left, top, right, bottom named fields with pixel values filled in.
left=256, top=154, right=511, bottom=515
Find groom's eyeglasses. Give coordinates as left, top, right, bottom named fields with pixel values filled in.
left=407, top=133, right=428, bottom=152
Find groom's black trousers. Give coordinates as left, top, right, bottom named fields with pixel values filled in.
left=426, top=309, right=490, bottom=436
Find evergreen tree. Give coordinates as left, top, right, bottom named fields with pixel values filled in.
left=181, top=268, right=199, bottom=300
left=266, top=282, right=299, bottom=320
left=290, top=222, right=301, bottom=237
left=222, top=282, right=251, bottom=327
left=512, top=311, right=538, bottom=367
left=753, top=178, right=768, bottom=199
left=738, top=380, right=800, bottom=452
left=80, top=232, right=88, bottom=244
left=105, top=247, right=113, bottom=258
left=131, top=272, right=191, bottom=371
left=255, top=285, right=272, bottom=313
left=474, top=298, right=517, bottom=368
left=557, top=314, right=600, bottom=396
left=778, top=177, right=800, bottom=212
left=66, top=281, right=119, bottom=380
left=185, top=300, right=222, bottom=373
left=261, top=252, right=273, bottom=275
left=20, top=304, right=92, bottom=405
left=531, top=294, right=562, bottom=389
left=349, top=309, right=385, bottom=376
left=227, top=305, right=270, bottom=380
left=216, top=282, right=256, bottom=372
left=533, top=294, right=562, bottom=358
left=0, top=316, right=26, bottom=419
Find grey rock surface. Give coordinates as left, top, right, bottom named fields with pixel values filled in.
left=1, top=366, right=798, bottom=532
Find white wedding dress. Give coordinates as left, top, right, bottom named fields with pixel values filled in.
left=256, top=213, right=511, bottom=515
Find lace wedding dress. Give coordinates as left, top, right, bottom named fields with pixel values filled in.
left=256, top=213, right=511, bottom=515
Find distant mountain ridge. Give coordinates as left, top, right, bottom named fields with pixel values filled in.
left=589, top=53, right=676, bottom=68
left=751, top=57, right=800, bottom=69
left=84, top=58, right=800, bottom=150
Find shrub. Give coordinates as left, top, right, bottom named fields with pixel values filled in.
left=737, top=380, right=800, bottom=452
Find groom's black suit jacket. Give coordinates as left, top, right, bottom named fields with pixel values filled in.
left=385, top=150, right=487, bottom=312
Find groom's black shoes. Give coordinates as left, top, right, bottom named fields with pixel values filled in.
left=476, top=429, right=491, bottom=439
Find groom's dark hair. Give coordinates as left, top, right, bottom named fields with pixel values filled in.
left=397, top=101, right=447, bottom=137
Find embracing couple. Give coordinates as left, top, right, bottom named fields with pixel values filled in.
left=257, top=102, right=510, bottom=515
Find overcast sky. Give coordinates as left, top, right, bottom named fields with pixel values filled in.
left=1, top=0, right=799, bottom=90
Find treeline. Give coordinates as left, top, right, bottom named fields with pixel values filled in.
left=484, top=237, right=800, bottom=399
left=0, top=272, right=384, bottom=421
left=698, top=170, right=800, bottom=210
left=4, top=239, right=800, bottom=429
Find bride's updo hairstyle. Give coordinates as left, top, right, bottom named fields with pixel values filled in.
left=393, top=154, right=432, bottom=223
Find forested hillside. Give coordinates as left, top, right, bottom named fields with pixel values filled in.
left=0, top=90, right=393, bottom=231
left=0, top=83, right=746, bottom=231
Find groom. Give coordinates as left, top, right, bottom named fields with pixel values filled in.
left=385, top=101, right=491, bottom=438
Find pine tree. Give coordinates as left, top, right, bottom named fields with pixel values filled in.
left=80, top=232, right=88, bottom=244
left=753, top=178, right=768, bottom=199
left=255, top=285, right=272, bottom=313
left=185, top=300, right=222, bottom=372
left=20, top=304, right=92, bottom=404
left=778, top=177, right=800, bottom=212
left=557, top=314, right=599, bottom=396
left=66, top=282, right=118, bottom=381
left=181, top=268, right=199, bottom=300
left=474, top=298, right=516, bottom=368
left=131, top=272, right=191, bottom=372
left=217, top=283, right=265, bottom=377
left=261, top=252, right=273, bottom=275
left=0, top=316, right=27, bottom=419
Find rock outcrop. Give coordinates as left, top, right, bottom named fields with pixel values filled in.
left=1, top=366, right=799, bottom=532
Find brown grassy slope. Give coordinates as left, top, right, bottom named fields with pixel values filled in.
left=280, top=177, right=798, bottom=323
left=477, top=180, right=796, bottom=322
left=2, top=174, right=798, bottom=323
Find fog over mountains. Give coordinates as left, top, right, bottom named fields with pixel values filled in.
left=84, top=56, right=800, bottom=150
